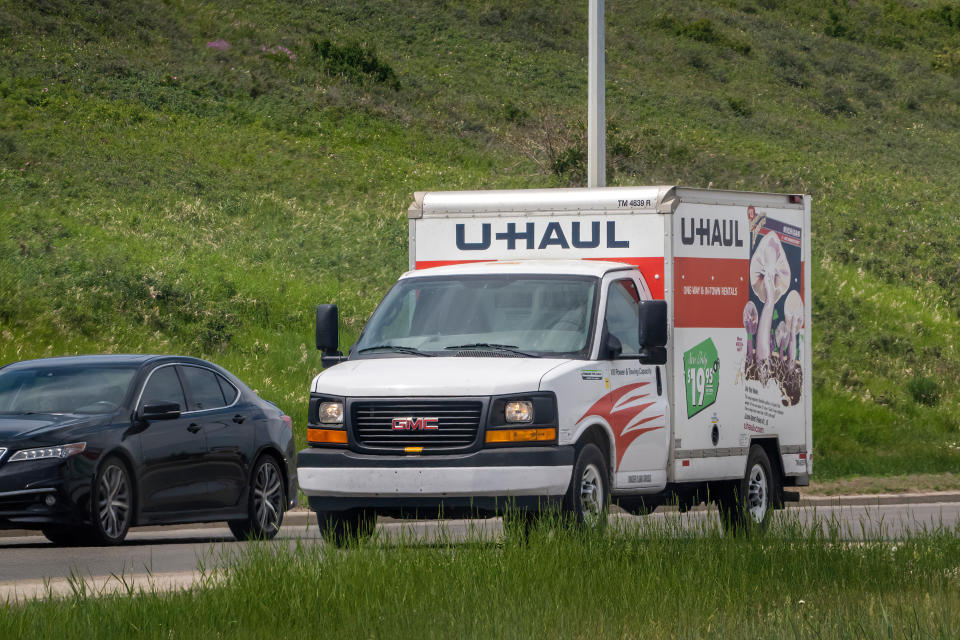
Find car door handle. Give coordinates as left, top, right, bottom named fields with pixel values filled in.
left=187, top=423, right=201, bottom=433
left=232, top=414, right=246, bottom=424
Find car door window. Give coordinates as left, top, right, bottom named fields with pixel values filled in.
left=217, top=374, right=239, bottom=405
left=606, top=279, right=641, bottom=356
left=140, top=366, right=186, bottom=411
left=180, top=366, right=226, bottom=411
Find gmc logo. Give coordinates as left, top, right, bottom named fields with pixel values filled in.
left=391, top=417, right=439, bottom=431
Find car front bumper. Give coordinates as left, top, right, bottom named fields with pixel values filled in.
left=0, top=457, right=85, bottom=528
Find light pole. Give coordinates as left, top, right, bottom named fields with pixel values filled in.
left=587, top=0, right=605, bottom=188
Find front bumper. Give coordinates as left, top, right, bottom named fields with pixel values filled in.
left=298, top=446, right=574, bottom=515
left=0, top=457, right=84, bottom=528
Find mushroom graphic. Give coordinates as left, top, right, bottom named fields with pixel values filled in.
left=774, top=321, right=790, bottom=359
left=783, top=290, right=803, bottom=370
left=750, top=232, right=791, bottom=369
left=742, top=301, right=758, bottom=367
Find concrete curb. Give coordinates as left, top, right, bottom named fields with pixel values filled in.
left=797, top=491, right=960, bottom=507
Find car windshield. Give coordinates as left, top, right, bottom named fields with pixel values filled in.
left=355, top=274, right=598, bottom=357
left=0, top=364, right=138, bottom=415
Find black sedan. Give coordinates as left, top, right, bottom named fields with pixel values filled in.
left=0, top=355, right=297, bottom=545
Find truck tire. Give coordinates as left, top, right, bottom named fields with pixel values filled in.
left=563, top=443, right=609, bottom=527
left=717, top=445, right=777, bottom=534
left=316, top=509, right=376, bottom=547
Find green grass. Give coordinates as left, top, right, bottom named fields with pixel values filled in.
left=2, top=517, right=959, bottom=638
left=2, top=0, right=960, bottom=478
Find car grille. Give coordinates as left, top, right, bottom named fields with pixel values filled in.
left=351, top=400, right=483, bottom=450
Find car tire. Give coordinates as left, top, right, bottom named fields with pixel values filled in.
left=229, top=455, right=286, bottom=541
left=717, top=445, right=778, bottom=535
left=88, top=456, right=134, bottom=545
left=316, top=509, right=376, bottom=547
left=562, top=443, right=609, bottom=527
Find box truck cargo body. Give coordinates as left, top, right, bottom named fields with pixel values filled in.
left=298, top=186, right=812, bottom=537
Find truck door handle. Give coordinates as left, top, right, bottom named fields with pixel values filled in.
left=232, top=414, right=246, bottom=424
left=187, top=423, right=201, bottom=433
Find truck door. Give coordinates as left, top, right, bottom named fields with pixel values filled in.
left=597, top=277, right=670, bottom=491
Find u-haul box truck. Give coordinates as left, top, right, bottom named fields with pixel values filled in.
left=298, top=186, right=811, bottom=540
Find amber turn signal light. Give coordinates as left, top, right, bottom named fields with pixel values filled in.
left=485, top=427, right=556, bottom=444
left=307, top=428, right=348, bottom=444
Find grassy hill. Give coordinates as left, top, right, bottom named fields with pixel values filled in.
left=2, top=0, right=960, bottom=479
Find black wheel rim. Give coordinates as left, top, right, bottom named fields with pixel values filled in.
left=254, top=461, right=283, bottom=533
left=97, top=464, right=130, bottom=540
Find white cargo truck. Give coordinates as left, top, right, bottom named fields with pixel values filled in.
left=298, top=186, right=812, bottom=541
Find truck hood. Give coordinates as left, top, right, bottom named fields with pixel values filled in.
left=311, top=357, right=570, bottom=397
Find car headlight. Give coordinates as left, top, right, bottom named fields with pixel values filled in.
left=9, top=442, right=86, bottom=462
left=505, top=400, right=534, bottom=423
left=318, top=401, right=344, bottom=424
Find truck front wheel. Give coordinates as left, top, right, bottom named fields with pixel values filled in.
left=563, top=443, right=609, bottom=527
left=316, top=509, right=376, bottom=547
left=717, top=445, right=778, bottom=534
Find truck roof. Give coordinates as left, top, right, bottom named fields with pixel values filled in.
left=399, top=259, right=636, bottom=279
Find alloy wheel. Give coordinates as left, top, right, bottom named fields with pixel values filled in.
left=253, top=461, right=283, bottom=533
left=97, top=463, right=130, bottom=540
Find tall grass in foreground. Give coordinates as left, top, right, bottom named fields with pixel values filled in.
left=2, top=514, right=958, bottom=639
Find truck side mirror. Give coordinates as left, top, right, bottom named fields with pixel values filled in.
left=316, top=304, right=346, bottom=368
left=638, top=300, right=668, bottom=347
left=638, top=300, right=668, bottom=365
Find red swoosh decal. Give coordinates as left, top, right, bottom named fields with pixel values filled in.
left=578, top=382, right=665, bottom=470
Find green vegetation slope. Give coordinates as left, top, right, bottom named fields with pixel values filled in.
left=2, top=0, right=960, bottom=478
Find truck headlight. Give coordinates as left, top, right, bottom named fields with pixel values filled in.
left=505, top=400, right=533, bottom=423
left=9, top=442, right=86, bottom=462
left=318, top=401, right=344, bottom=424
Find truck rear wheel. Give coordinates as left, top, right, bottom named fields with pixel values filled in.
left=563, top=443, right=609, bottom=527
left=316, top=509, right=376, bottom=547
left=717, top=445, right=777, bottom=534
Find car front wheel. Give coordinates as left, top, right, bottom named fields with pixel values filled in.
left=88, top=456, right=133, bottom=545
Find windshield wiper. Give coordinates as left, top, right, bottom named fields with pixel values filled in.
left=357, top=344, right=434, bottom=357
left=443, top=343, right=541, bottom=358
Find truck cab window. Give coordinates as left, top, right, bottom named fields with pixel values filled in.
left=605, top=279, right=641, bottom=356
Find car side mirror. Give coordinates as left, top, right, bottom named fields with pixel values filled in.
left=316, top=304, right=346, bottom=369
left=140, top=402, right=181, bottom=421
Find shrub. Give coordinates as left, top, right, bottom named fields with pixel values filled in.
left=907, top=376, right=941, bottom=407
left=310, top=39, right=400, bottom=91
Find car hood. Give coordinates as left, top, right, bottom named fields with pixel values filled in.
left=0, top=414, right=98, bottom=442
left=311, top=357, right=570, bottom=397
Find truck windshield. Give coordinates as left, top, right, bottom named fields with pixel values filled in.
left=356, top=275, right=598, bottom=357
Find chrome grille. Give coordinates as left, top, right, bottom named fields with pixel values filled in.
left=352, top=400, right=482, bottom=450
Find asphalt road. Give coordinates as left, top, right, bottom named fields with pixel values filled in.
left=1, top=501, right=958, bottom=601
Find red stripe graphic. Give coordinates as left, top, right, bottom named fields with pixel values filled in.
left=578, top=382, right=665, bottom=470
